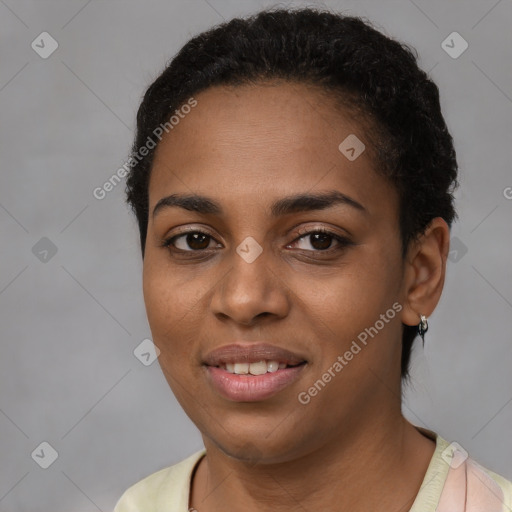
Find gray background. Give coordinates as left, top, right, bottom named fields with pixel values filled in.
left=1, top=0, right=511, bottom=510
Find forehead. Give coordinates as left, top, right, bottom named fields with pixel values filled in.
left=148, top=82, right=395, bottom=217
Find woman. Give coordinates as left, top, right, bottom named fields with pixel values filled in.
left=114, top=7, right=512, bottom=511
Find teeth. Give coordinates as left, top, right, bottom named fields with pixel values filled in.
left=267, top=361, right=279, bottom=373
left=249, top=361, right=267, bottom=375
left=233, top=363, right=249, bottom=374
left=223, top=360, right=286, bottom=375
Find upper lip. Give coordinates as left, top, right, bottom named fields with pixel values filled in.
left=203, top=343, right=307, bottom=366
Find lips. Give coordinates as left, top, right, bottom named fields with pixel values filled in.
left=203, top=343, right=307, bottom=402
left=203, top=343, right=307, bottom=367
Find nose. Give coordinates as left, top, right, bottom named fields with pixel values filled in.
left=210, top=244, right=290, bottom=326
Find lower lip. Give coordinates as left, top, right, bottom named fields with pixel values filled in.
left=205, top=364, right=306, bottom=402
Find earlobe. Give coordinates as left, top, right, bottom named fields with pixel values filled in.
left=401, top=217, right=450, bottom=327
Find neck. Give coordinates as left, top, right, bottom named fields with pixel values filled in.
left=190, top=413, right=435, bottom=512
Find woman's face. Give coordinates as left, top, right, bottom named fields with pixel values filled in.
left=143, top=82, right=409, bottom=462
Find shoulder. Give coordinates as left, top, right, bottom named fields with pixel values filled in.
left=113, top=449, right=206, bottom=512
left=434, top=433, right=512, bottom=511
left=411, top=427, right=512, bottom=512
left=472, top=462, right=512, bottom=511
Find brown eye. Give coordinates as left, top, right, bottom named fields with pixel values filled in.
left=308, top=233, right=334, bottom=250
left=290, top=229, right=350, bottom=252
left=184, top=233, right=211, bottom=250
left=163, top=231, right=220, bottom=252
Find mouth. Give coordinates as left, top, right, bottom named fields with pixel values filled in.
left=202, top=343, right=308, bottom=401
left=203, top=342, right=307, bottom=367
left=215, top=360, right=306, bottom=375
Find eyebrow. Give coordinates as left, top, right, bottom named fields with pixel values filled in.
left=152, top=190, right=367, bottom=219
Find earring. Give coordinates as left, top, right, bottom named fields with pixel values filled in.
left=418, top=314, right=428, bottom=344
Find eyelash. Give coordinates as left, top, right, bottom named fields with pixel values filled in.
left=160, top=227, right=352, bottom=256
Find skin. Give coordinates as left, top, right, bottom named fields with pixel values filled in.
left=142, top=81, right=450, bottom=511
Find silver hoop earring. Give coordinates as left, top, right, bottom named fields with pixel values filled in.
left=418, top=314, right=428, bottom=344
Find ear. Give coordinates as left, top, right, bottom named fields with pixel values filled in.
left=401, top=217, right=451, bottom=327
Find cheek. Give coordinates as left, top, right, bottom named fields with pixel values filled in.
left=142, top=255, right=221, bottom=379
left=142, top=261, right=208, bottom=407
left=142, top=259, right=194, bottom=358
left=143, top=252, right=197, bottom=324
left=143, top=262, right=171, bottom=332
left=290, top=253, right=403, bottom=388
left=294, top=253, right=401, bottom=335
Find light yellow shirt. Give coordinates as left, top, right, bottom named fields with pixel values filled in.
left=114, top=428, right=512, bottom=511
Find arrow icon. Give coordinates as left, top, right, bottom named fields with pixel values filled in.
left=134, top=339, right=160, bottom=366
left=339, top=134, right=365, bottom=161
left=31, top=441, right=58, bottom=468
left=32, top=237, right=58, bottom=262
left=448, top=236, right=468, bottom=262
left=236, top=236, right=263, bottom=263
left=31, top=32, right=59, bottom=59
left=441, top=32, right=468, bottom=59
